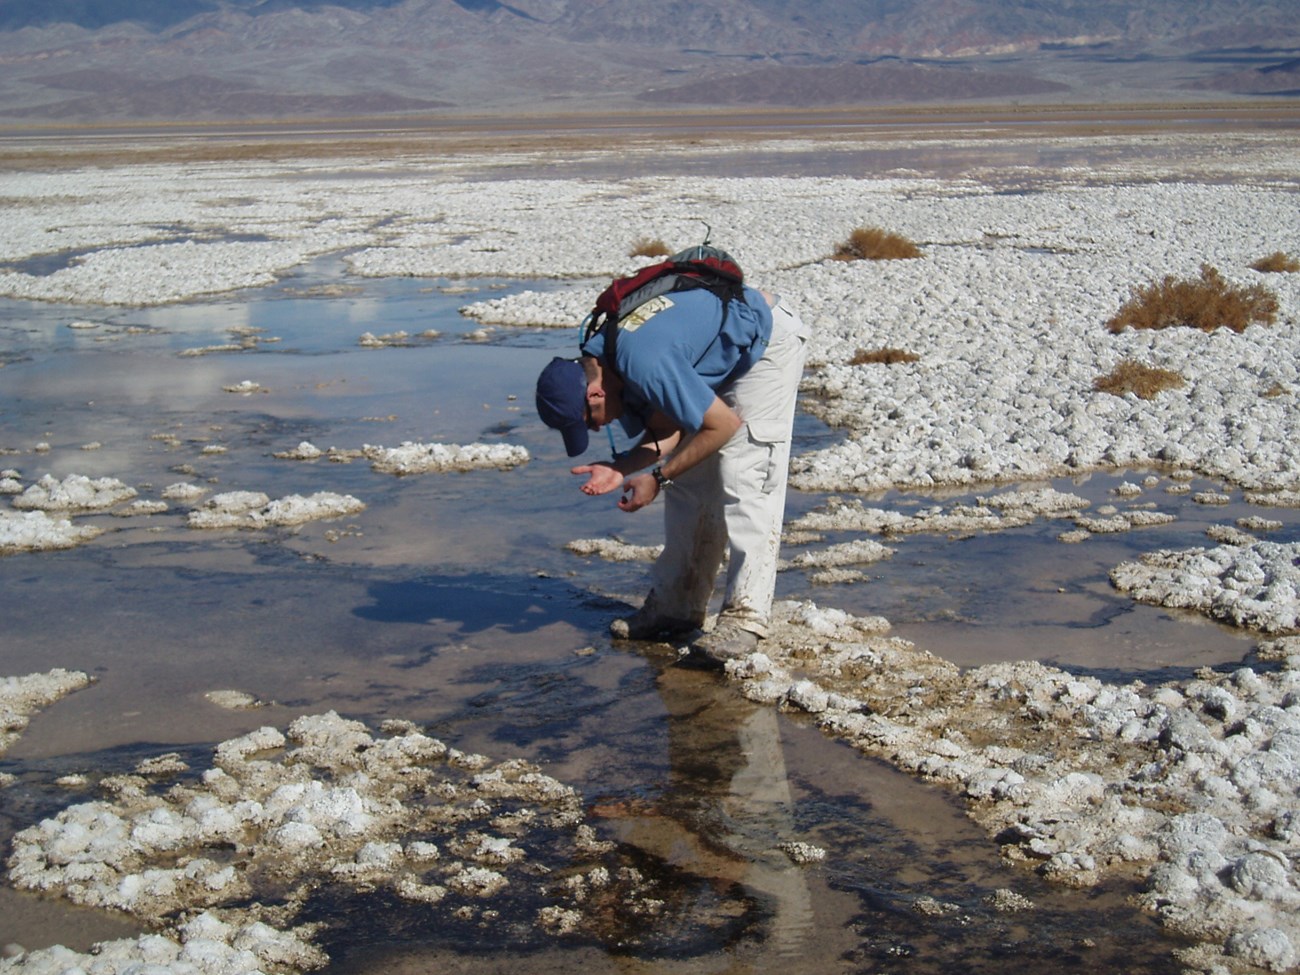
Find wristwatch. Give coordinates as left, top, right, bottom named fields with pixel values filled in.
left=651, top=466, right=673, bottom=490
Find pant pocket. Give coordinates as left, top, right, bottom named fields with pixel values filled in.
left=742, top=418, right=790, bottom=495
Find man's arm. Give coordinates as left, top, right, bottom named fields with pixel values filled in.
left=618, top=397, right=741, bottom=512
left=571, top=415, right=683, bottom=496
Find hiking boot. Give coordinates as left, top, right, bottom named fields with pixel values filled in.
left=689, top=621, right=760, bottom=668
left=609, top=607, right=702, bottom=641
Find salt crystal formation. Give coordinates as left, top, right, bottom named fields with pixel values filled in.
left=187, top=492, right=365, bottom=529
left=161, top=482, right=209, bottom=502
left=786, top=538, right=894, bottom=569
left=114, top=500, right=169, bottom=518
left=789, top=487, right=1091, bottom=539
left=565, top=538, right=663, bottom=562
left=362, top=442, right=529, bottom=475
left=11, top=474, right=137, bottom=512
left=204, top=690, right=267, bottom=710
left=0, top=914, right=321, bottom=975
left=708, top=600, right=1300, bottom=973
left=803, top=489, right=1174, bottom=542
left=1248, top=490, right=1300, bottom=508
left=0, top=441, right=522, bottom=553
left=780, top=487, right=1182, bottom=564
left=5, top=712, right=688, bottom=974
left=0, top=669, right=93, bottom=757
left=273, top=441, right=324, bottom=461
left=0, top=511, right=103, bottom=555
left=1112, top=541, right=1300, bottom=634
left=357, top=330, right=440, bottom=348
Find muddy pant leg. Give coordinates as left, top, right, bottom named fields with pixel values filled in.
left=716, top=431, right=793, bottom=636
left=645, top=449, right=727, bottom=623
left=718, top=300, right=809, bottom=636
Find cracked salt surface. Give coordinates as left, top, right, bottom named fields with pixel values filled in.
left=1, top=124, right=1300, bottom=974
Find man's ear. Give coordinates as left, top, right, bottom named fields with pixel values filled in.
left=599, top=367, right=622, bottom=395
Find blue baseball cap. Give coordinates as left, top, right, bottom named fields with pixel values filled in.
left=535, top=357, right=589, bottom=457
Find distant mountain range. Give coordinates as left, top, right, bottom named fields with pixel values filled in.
left=0, top=0, right=1297, bottom=122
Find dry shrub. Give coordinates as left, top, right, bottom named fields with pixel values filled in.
left=629, top=237, right=672, bottom=258
left=1094, top=360, right=1185, bottom=400
left=1106, top=263, right=1279, bottom=334
left=850, top=347, right=920, bottom=365
left=1251, top=251, right=1300, bottom=273
left=833, top=226, right=922, bottom=261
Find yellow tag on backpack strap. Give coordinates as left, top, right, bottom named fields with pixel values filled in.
left=620, top=295, right=674, bottom=333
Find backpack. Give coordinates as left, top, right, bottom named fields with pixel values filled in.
left=580, top=245, right=748, bottom=366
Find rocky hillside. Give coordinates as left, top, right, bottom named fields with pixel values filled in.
left=0, top=0, right=1296, bottom=121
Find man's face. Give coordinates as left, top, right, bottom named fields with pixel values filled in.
left=584, top=376, right=621, bottom=430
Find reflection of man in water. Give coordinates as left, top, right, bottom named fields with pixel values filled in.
left=595, top=664, right=815, bottom=960
left=535, top=248, right=808, bottom=666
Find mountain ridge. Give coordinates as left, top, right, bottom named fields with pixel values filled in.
left=0, top=0, right=1297, bottom=122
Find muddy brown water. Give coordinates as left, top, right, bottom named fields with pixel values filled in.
left=2, top=126, right=1297, bottom=972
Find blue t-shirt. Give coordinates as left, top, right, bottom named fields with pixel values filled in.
left=582, top=286, right=773, bottom=437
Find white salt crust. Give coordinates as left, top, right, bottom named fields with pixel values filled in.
left=565, top=538, right=663, bottom=562
left=1, top=439, right=527, bottom=555
left=0, top=511, right=103, bottom=555
left=361, top=441, right=530, bottom=475
left=203, top=690, right=268, bottom=711
left=187, top=491, right=366, bottom=530
left=0, top=669, right=93, bottom=757
left=777, top=483, right=1184, bottom=568
left=1112, top=541, right=1300, bottom=634
left=11, top=475, right=137, bottom=512
left=272, top=440, right=530, bottom=473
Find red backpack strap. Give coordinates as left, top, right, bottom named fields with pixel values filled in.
left=582, top=261, right=676, bottom=360
left=592, top=261, right=675, bottom=319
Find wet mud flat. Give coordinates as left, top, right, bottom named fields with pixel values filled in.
left=1, top=112, right=1300, bottom=975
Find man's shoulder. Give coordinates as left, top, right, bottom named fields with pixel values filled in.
left=619, top=289, right=716, bottom=345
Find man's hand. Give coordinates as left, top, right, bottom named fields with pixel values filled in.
left=572, top=461, right=624, bottom=496
left=618, top=472, right=658, bottom=512
left=570, top=398, right=740, bottom=510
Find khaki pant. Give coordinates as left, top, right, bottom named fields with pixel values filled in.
left=647, top=298, right=809, bottom=636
